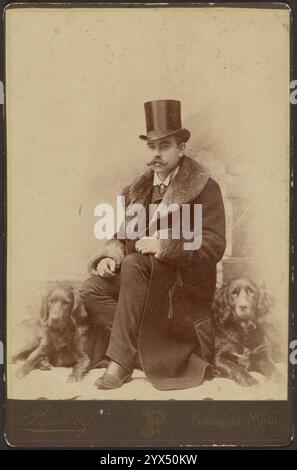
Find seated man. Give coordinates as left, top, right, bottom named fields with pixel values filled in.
left=83, top=99, right=226, bottom=390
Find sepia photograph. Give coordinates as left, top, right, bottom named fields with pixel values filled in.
left=4, top=3, right=292, bottom=445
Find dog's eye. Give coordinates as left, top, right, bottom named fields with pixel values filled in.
left=246, top=287, right=255, bottom=296
left=231, top=288, right=240, bottom=297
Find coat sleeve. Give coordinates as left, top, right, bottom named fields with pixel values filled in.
left=87, top=239, right=126, bottom=274
left=155, top=178, right=226, bottom=269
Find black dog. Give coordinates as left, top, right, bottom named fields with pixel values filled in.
left=212, top=278, right=280, bottom=387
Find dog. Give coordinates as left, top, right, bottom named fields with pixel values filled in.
left=12, top=283, right=94, bottom=382
left=212, top=278, right=280, bottom=387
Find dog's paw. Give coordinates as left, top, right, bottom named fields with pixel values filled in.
left=234, top=371, right=259, bottom=387
left=10, top=354, right=27, bottom=365
left=39, top=359, right=52, bottom=371
left=9, top=355, right=18, bottom=365
left=16, top=364, right=32, bottom=379
left=67, top=368, right=85, bottom=383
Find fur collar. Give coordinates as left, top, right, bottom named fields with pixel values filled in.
left=122, top=155, right=210, bottom=206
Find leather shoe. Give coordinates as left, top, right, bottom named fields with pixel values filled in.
left=95, top=372, right=132, bottom=390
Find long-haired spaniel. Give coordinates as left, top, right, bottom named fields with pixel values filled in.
left=212, top=278, right=280, bottom=387
left=13, top=283, right=92, bottom=382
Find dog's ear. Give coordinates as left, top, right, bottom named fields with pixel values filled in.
left=40, top=293, right=49, bottom=325
left=71, top=288, right=88, bottom=325
left=212, top=283, right=232, bottom=324
left=252, top=280, right=274, bottom=318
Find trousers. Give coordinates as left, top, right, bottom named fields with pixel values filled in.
left=82, top=253, right=176, bottom=371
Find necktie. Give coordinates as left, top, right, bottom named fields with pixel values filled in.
left=158, top=183, right=167, bottom=196
left=151, top=183, right=167, bottom=204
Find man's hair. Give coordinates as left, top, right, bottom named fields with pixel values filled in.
left=173, top=134, right=186, bottom=146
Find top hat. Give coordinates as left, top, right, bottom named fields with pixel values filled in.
left=139, top=100, right=190, bottom=142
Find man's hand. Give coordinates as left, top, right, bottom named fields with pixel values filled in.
left=96, top=258, right=116, bottom=278
left=135, top=237, right=161, bottom=255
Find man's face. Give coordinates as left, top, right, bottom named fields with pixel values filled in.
left=146, top=136, right=184, bottom=177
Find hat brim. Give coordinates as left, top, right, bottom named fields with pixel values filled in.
left=139, top=128, right=190, bottom=143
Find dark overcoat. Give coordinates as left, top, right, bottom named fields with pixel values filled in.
left=88, top=155, right=226, bottom=390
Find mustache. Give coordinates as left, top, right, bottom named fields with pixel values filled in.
left=146, top=158, right=168, bottom=167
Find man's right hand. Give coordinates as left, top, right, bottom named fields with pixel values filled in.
left=95, top=258, right=116, bottom=278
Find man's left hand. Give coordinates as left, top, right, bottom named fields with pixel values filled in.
left=135, top=237, right=161, bottom=255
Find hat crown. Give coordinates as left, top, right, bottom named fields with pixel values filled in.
left=144, top=100, right=182, bottom=135
left=139, top=99, right=190, bottom=142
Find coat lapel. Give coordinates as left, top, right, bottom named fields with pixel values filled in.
left=121, top=156, right=210, bottom=239
left=125, top=155, right=210, bottom=206
left=123, top=172, right=153, bottom=206
left=162, top=156, right=210, bottom=206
